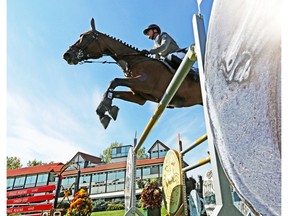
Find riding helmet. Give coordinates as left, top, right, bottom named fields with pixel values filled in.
left=143, top=24, right=161, bottom=35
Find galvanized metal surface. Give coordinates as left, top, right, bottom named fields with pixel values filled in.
left=205, top=0, right=281, bottom=215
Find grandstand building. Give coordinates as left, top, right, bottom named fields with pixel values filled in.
left=7, top=140, right=170, bottom=201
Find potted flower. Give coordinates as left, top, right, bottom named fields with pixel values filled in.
left=140, top=179, right=163, bottom=216
left=65, top=188, right=93, bottom=216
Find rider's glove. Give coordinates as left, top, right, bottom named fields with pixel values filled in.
left=140, top=49, right=150, bottom=55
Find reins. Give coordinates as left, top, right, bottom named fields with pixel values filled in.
left=80, top=60, right=117, bottom=64
left=76, top=31, right=150, bottom=65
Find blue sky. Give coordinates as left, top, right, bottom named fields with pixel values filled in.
left=6, top=0, right=214, bottom=180
left=3, top=0, right=288, bottom=214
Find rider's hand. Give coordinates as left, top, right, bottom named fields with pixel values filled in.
left=140, top=49, right=150, bottom=55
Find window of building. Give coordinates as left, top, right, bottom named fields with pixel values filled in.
left=116, top=182, right=125, bottom=191
left=151, top=151, right=159, bottom=158
left=151, top=166, right=159, bottom=175
left=80, top=174, right=91, bottom=184
left=14, top=176, right=25, bottom=189
left=62, top=176, right=76, bottom=187
left=92, top=173, right=106, bottom=184
left=36, top=173, right=48, bottom=186
left=136, top=168, right=141, bottom=178
left=107, top=172, right=116, bottom=180
left=106, top=183, right=115, bottom=192
left=143, top=167, right=150, bottom=176
left=79, top=174, right=91, bottom=193
left=93, top=185, right=105, bottom=194
left=111, top=145, right=132, bottom=158
left=25, top=175, right=37, bottom=188
left=90, top=181, right=105, bottom=194
left=7, top=178, right=15, bottom=190
left=116, top=170, right=125, bottom=180
left=159, top=149, right=167, bottom=157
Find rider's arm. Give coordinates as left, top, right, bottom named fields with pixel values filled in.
left=149, top=33, right=172, bottom=55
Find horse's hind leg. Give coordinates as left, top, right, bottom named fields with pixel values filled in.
left=112, top=91, right=147, bottom=105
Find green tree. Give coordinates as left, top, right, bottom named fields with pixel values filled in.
left=27, top=159, right=45, bottom=167
left=27, top=160, right=54, bottom=166
left=136, top=146, right=148, bottom=159
left=100, top=142, right=148, bottom=163
left=7, top=156, right=22, bottom=169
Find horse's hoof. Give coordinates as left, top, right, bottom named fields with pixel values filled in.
left=109, top=105, right=119, bottom=120
left=100, top=115, right=111, bottom=129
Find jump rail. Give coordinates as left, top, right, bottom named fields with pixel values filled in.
left=127, top=13, right=242, bottom=216
left=125, top=45, right=197, bottom=216
left=134, top=45, right=197, bottom=153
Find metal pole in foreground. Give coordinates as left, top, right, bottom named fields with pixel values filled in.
left=181, top=133, right=208, bottom=156
left=134, top=45, right=197, bottom=153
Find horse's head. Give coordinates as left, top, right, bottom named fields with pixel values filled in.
left=63, top=18, right=103, bottom=65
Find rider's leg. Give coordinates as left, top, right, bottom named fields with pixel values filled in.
left=165, top=53, right=185, bottom=70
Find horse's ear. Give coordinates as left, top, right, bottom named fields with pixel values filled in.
left=91, top=18, right=96, bottom=32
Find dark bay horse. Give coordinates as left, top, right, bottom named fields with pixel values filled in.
left=63, top=18, right=202, bottom=129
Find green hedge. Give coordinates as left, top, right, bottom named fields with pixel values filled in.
left=106, top=203, right=125, bottom=210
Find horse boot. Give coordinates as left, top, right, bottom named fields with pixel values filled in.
left=108, top=105, right=119, bottom=121
left=96, top=104, right=111, bottom=129
left=100, top=114, right=111, bottom=129
left=101, top=89, right=120, bottom=121
left=96, top=96, right=113, bottom=129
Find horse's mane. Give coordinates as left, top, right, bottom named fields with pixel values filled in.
left=101, top=32, right=140, bottom=52
left=93, top=30, right=167, bottom=65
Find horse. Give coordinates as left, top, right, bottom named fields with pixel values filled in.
left=63, top=18, right=202, bottom=129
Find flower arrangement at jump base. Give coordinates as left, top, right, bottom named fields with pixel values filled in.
left=140, top=179, right=163, bottom=216
left=66, top=188, right=93, bottom=216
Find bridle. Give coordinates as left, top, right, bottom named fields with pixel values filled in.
left=69, top=31, right=103, bottom=62
left=67, top=30, right=148, bottom=67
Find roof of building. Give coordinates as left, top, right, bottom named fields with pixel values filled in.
left=7, top=162, right=64, bottom=177
left=147, top=140, right=170, bottom=153
left=6, top=157, right=165, bottom=178
left=72, top=151, right=102, bottom=164
left=61, top=157, right=165, bottom=176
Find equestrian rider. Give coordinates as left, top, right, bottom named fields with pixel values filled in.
left=141, top=24, right=186, bottom=70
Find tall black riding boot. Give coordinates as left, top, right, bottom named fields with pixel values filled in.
left=165, top=55, right=182, bottom=70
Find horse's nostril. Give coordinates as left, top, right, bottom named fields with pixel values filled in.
left=63, top=52, right=70, bottom=60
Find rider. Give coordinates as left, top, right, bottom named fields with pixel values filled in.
left=140, top=24, right=186, bottom=71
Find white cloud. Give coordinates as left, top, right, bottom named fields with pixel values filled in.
left=7, top=89, right=104, bottom=163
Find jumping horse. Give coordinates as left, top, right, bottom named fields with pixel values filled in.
left=63, top=18, right=202, bottom=129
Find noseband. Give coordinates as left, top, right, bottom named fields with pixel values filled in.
left=70, top=31, right=103, bottom=62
